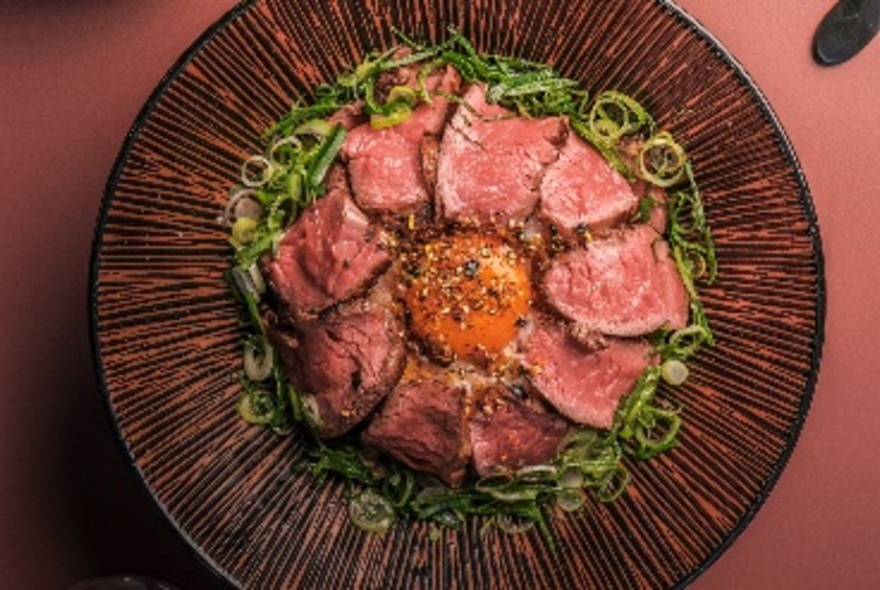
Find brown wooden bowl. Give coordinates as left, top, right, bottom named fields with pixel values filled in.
left=90, top=1, right=825, bottom=588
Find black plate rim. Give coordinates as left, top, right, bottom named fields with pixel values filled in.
left=87, top=2, right=257, bottom=588
left=652, top=2, right=826, bottom=586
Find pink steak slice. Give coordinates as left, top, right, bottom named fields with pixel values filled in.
left=543, top=224, right=689, bottom=336
left=436, top=83, right=567, bottom=225
left=341, top=65, right=461, bottom=215
left=539, top=131, right=638, bottom=234
left=523, top=322, right=654, bottom=429
left=363, top=364, right=471, bottom=487
left=266, top=166, right=390, bottom=319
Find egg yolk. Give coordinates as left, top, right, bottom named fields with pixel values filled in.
left=402, top=233, right=531, bottom=363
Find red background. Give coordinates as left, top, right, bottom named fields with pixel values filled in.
left=1, top=1, right=877, bottom=588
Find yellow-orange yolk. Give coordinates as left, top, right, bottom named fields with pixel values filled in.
left=402, top=233, right=531, bottom=363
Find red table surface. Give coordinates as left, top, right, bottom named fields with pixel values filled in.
left=1, top=1, right=877, bottom=588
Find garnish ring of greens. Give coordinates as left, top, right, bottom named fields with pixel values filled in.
left=222, top=29, right=717, bottom=544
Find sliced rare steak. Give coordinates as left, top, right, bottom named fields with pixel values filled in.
left=266, top=165, right=390, bottom=320
left=362, top=364, right=471, bottom=487
left=328, top=100, right=367, bottom=130
left=468, top=387, right=569, bottom=477
left=262, top=306, right=300, bottom=382
left=542, top=224, right=688, bottom=336
left=539, top=131, right=638, bottom=235
left=341, top=65, right=461, bottom=215
left=436, top=83, right=567, bottom=225
left=522, top=322, right=654, bottom=429
left=285, top=297, right=406, bottom=439
left=420, top=135, right=441, bottom=198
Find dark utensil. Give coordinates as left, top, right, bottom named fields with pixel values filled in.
left=814, top=0, right=880, bottom=65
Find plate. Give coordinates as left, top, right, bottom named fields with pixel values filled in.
left=90, top=1, right=825, bottom=588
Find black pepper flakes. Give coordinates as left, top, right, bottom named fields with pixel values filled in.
left=463, top=259, right=480, bottom=278
left=509, top=383, right=528, bottom=400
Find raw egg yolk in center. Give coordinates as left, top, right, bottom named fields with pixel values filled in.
left=402, top=233, right=531, bottom=363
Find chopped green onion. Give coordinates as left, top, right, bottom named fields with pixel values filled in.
left=632, top=408, right=682, bottom=459
left=310, top=443, right=376, bottom=485
left=287, top=380, right=304, bottom=424
left=661, top=358, right=689, bottom=386
left=234, top=229, right=282, bottom=269
left=587, top=90, right=654, bottom=143
left=306, top=124, right=346, bottom=191
left=638, top=131, right=687, bottom=187
left=515, top=464, right=558, bottom=483
left=243, top=336, right=274, bottom=381
left=495, top=513, right=535, bottom=534
left=596, top=464, right=631, bottom=503
left=349, top=489, right=395, bottom=534
left=556, top=488, right=586, bottom=512
left=241, top=155, right=275, bottom=187
left=222, top=188, right=261, bottom=227
left=381, top=46, right=443, bottom=71
left=268, top=135, right=303, bottom=167
left=231, top=217, right=258, bottom=245
left=485, top=486, right=541, bottom=503
left=558, top=466, right=585, bottom=489
left=294, top=118, right=335, bottom=138
left=263, top=103, right=343, bottom=139
left=370, top=105, right=413, bottom=129
left=668, top=325, right=711, bottom=359
left=381, top=468, right=416, bottom=508
left=476, top=473, right=515, bottom=493
left=237, top=388, right=274, bottom=425
left=386, top=85, right=418, bottom=106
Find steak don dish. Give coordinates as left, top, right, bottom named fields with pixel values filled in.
left=224, top=33, right=716, bottom=535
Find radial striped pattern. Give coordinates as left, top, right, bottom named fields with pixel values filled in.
left=90, top=1, right=824, bottom=588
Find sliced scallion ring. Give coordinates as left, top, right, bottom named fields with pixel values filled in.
left=349, top=489, right=395, bottom=534
left=515, top=464, right=557, bottom=483
left=475, top=473, right=515, bottom=493
left=633, top=409, right=682, bottom=459
left=558, top=429, right=601, bottom=455
left=668, top=325, right=710, bottom=358
left=638, top=131, right=687, bottom=187
left=268, top=134, right=303, bottom=167
left=245, top=263, right=266, bottom=295
left=237, top=389, right=274, bottom=425
left=381, top=469, right=416, bottom=508
left=231, top=217, right=258, bottom=245
left=661, top=359, right=689, bottom=386
left=486, top=487, right=541, bottom=503
left=241, top=155, right=275, bottom=187
left=496, top=514, right=535, bottom=535
left=587, top=90, right=652, bottom=143
left=221, top=188, right=262, bottom=227
left=243, top=336, right=274, bottom=382
left=556, top=488, right=586, bottom=512
left=558, top=466, right=585, bottom=489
